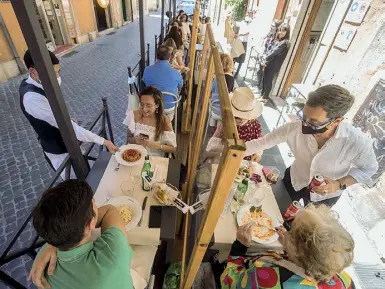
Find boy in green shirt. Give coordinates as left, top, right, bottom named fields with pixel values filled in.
left=29, top=180, right=133, bottom=289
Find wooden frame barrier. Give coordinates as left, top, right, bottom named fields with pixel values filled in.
left=181, top=23, right=246, bottom=289
left=182, top=0, right=201, bottom=134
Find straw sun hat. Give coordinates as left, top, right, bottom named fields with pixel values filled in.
left=230, top=87, right=263, bottom=120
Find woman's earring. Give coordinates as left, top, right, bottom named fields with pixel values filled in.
left=156, top=108, right=159, bottom=114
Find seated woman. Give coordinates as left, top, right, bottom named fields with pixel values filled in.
left=212, top=53, right=235, bottom=93
left=165, top=26, right=185, bottom=60
left=221, top=204, right=355, bottom=289
left=163, top=38, right=186, bottom=72
left=258, top=23, right=290, bottom=101
left=207, top=87, right=263, bottom=161
left=210, top=53, right=236, bottom=126
left=124, top=86, right=177, bottom=156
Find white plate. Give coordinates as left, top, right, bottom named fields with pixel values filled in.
left=115, top=144, right=148, bottom=167
left=106, top=196, right=142, bottom=231
left=237, top=204, right=280, bottom=244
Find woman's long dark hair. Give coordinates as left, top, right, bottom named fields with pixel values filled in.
left=165, top=26, right=183, bottom=49
left=278, top=23, right=290, bottom=41
left=140, top=86, right=166, bottom=141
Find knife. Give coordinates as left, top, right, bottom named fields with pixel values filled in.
left=139, top=196, right=148, bottom=227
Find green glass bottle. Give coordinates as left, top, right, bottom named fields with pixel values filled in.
left=141, top=156, right=152, bottom=191
left=236, top=177, right=249, bottom=202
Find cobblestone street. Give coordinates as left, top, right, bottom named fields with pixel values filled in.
left=0, top=15, right=160, bottom=288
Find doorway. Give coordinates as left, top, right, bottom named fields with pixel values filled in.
left=94, top=0, right=109, bottom=31
left=122, top=0, right=128, bottom=21
left=271, top=0, right=337, bottom=98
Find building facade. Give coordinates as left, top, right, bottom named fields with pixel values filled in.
left=0, top=0, right=136, bottom=83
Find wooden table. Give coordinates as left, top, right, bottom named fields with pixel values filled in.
left=211, top=162, right=284, bottom=259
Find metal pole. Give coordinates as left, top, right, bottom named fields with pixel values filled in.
left=168, top=0, right=172, bottom=16
left=160, top=0, right=165, bottom=42
left=217, top=0, right=223, bottom=26
left=138, top=0, right=146, bottom=76
left=173, top=0, right=176, bottom=19
left=10, top=0, right=89, bottom=180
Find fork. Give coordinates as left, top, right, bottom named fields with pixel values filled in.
left=114, top=164, right=120, bottom=171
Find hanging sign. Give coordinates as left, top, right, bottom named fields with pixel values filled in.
left=345, top=0, right=371, bottom=24
left=53, top=4, right=61, bottom=17
left=334, top=23, right=357, bottom=51
left=61, top=0, right=76, bottom=38
left=97, top=0, right=109, bottom=9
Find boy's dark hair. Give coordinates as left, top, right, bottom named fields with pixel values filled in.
left=157, top=45, right=171, bottom=61
left=23, top=49, right=59, bottom=69
left=32, top=180, right=95, bottom=251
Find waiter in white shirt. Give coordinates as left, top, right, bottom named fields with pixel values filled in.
left=246, top=85, right=378, bottom=207
left=20, top=50, right=119, bottom=179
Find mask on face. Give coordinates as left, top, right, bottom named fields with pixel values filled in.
left=57, top=76, right=62, bottom=86
left=301, top=124, right=329, bottom=135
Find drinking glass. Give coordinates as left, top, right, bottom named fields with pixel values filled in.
left=121, top=177, right=136, bottom=196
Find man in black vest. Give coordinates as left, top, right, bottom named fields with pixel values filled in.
left=20, top=50, right=119, bottom=179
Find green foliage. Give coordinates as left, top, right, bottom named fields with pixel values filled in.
left=225, top=0, right=247, bottom=21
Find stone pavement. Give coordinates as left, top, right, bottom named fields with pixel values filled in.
left=0, top=16, right=160, bottom=288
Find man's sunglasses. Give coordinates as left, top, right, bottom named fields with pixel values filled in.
left=296, top=110, right=336, bottom=130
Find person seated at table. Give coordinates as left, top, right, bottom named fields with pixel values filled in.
left=245, top=85, right=378, bottom=207
left=210, top=54, right=236, bottom=127
left=163, top=38, right=186, bottom=71
left=177, top=9, right=185, bottom=21
left=143, top=45, right=183, bottom=121
left=213, top=53, right=235, bottom=93
left=124, top=86, right=177, bottom=156
left=207, top=86, right=263, bottom=162
left=257, top=23, right=290, bottom=101
left=220, top=204, right=356, bottom=289
left=179, top=13, right=191, bottom=44
left=198, top=16, right=210, bottom=44
left=28, top=180, right=133, bottom=289
left=165, top=25, right=185, bottom=60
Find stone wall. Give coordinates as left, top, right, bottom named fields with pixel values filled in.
left=313, top=0, right=385, bottom=120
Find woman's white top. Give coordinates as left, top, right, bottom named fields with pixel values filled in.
left=123, top=110, right=177, bottom=157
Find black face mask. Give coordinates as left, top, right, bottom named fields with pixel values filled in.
left=301, top=124, right=329, bottom=135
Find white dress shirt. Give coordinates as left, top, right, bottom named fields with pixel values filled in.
left=245, top=121, right=378, bottom=193
left=23, top=76, right=105, bottom=178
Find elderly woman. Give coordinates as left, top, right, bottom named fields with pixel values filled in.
left=207, top=87, right=263, bottom=161
left=212, top=53, right=235, bottom=94
left=221, top=204, right=355, bottom=289
left=124, top=86, right=177, bottom=156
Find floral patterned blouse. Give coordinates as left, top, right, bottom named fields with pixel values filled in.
left=221, top=255, right=355, bottom=289
left=206, top=119, right=263, bottom=160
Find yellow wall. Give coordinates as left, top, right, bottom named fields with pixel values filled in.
left=73, top=0, right=97, bottom=35
left=0, top=3, right=27, bottom=63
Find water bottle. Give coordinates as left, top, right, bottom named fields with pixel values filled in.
left=141, top=156, right=152, bottom=191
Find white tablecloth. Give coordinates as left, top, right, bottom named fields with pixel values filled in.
left=211, top=162, right=284, bottom=260
left=93, top=155, right=169, bottom=246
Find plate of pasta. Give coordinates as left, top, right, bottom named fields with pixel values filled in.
left=115, top=144, right=148, bottom=167
left=106, top=196, right=142, bottom=231
left=237, top=204, right=280, bottom=244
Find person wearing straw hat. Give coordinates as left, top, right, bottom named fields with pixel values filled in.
left=207, top=87, right=263, bottom=161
